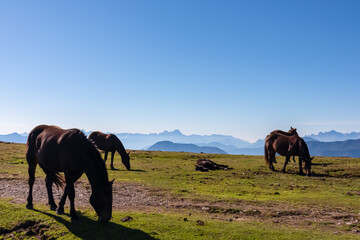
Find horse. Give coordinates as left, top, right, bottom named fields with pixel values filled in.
left=88, top=131, right=130, bottom=170
left=26, top=125, right=113, bottom=222
left=195, top=159, right=232, bottom=172
left=269, top=127, right=299, bottom=163
left=264, top=133, right=313, bottom=175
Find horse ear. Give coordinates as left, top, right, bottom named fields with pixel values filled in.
left=310, top=157, right=314, bottom=160
left=110, top=179, right=115, bottom=185
left=127, top=151, right=131, bottom=155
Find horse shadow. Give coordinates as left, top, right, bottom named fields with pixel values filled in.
left=33, top=209, right=157, bottom=240
left=110, top=169, right=147, bottom=172
left=129, top=169, right=147, bottom=172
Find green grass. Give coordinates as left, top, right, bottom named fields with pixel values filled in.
left=1, top=142, right=360, bottom=239
left=0, top=200, right=358, bottom=240
left=107, top=151, right=360, bottom=210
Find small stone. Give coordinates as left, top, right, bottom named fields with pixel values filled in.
left=196, top=220, right=205, bottom=226
left=121, top=216, right=133, bottom=222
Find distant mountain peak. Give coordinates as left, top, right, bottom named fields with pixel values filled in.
left=160, top=129, right=183, bottom=135
left=306, top=130, right=360, bottom=142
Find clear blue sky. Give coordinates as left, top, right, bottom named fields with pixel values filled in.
left=0, top=0, right=359, bottom=141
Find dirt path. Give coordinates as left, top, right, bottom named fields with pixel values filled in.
left=1, top=178, right=359, bottom=234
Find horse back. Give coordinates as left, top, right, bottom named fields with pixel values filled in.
left=88, top=131, right=117, bottom=151
left=270, top=134, right=300, bottom=156
left=28, top=125, right=85, bottom=172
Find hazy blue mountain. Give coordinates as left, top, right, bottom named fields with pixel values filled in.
left=147, top=141, right=228, bottom=154
left=302, top=136, right=319, bottom=142
left=0, top=133, right=27, bottom=143
left=115, top=129, right=253, bottom=150
left=307, top=139, right=360, bottom=157
left=198, top=142, right=241, bottom=154
left=305, top=130, right=360, bottom=142
left=250, top=139, right=265, bottom=148
left=3, top=129, right=360, bottom=157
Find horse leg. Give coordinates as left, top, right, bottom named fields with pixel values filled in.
left=111, top=151, right=116, bottom=170
left=281, top=156, right=290, bottom=173
left=269, top=152, right=275, bottom=171
left=64, top=174, right=78, bottom=221
left=26, top=163, right=37, bottom=209
left=298, top=157, right=304, bottom=175
left=56, top=185, right=68, bottom=215
left=293, top=156, right=296, bottom=162
left=45, top=174, right=57, bottom=211
left=104, top=151, right=108, bottom=162
left=57, top=173, right=81, bottom=215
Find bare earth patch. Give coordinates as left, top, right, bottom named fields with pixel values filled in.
left=0, top=177, right=359, bottom=234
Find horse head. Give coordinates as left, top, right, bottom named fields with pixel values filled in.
left=289, top=127, right=298, bottom=135
left=90, top=179, right=114, bottom=222
left=303, top=156, right=314, bottom=176
left=122, top=152, right=131, bottom=170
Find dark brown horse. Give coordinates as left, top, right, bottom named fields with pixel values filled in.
left=269, top=127, right=299, bottom=163
left=195, top=159, right=232, bottom=172
left=88, top=131, right=130, bottom=170
left=264, top=133, right=313, bottom=175
left=26, top=125, right=113, bottom=222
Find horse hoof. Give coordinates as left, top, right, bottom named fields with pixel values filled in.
left=26, top=204, right=33, bottom=210
left=71, top=216, right=79, bottom=222
left=50, top=205, right=57, bottom=211
left=56, top=208, right=64, bottom=215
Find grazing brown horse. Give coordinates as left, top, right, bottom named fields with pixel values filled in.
left=269, top=127, right=299, bottom=163
left=264, top=133, right=313, bottom=175
left=26, top=125, right=113, bottom=222
left=88, top=131, right=130, bottom=170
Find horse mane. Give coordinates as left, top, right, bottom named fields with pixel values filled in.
left=113, top=135, right=127, bottom=157
left=299, top=138, right=310, bottom=159
left=76, top=130, right=110, bottom=184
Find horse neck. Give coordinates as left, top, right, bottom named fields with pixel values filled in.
left=114, top=138, right=127, bottom=158
left=299, top=139, right=310, bottom=159
left=84, top=150, right=109, bottom=191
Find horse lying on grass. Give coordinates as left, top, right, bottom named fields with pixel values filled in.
left=195, top=159, right=233, bottom=172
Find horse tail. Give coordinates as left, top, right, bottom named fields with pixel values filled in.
left=264, top=135, right=271, bottom=165
left=264, top=144, right=269, bottom=165
left=26, top=126, right=45, bottom=166
left=53, top=172, right=65, bottom=190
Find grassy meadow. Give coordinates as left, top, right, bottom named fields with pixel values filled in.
left=0, top=141, right=360, bottom=239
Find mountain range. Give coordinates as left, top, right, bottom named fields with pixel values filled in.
left=1, top=130, right=360, bottom=157
left=147, top=141, right=227, bottom=154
